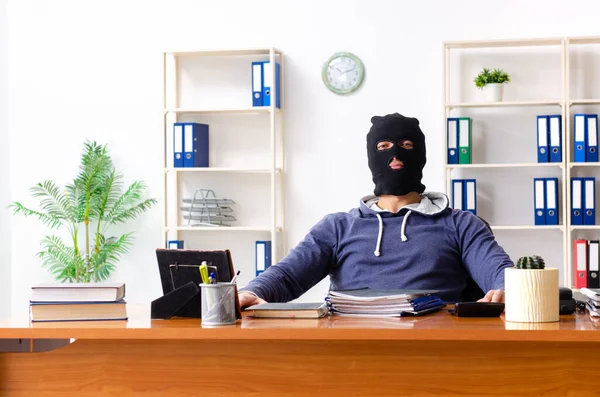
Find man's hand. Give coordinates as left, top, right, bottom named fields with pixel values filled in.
left=477, top=289, right=505, bottom=303
left=238, top=292, right=267, bottom=309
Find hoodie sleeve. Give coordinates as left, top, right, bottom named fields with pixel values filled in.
left=238, top=214, right=338, bottom=302
left=454, top=211, right=514, bottom=292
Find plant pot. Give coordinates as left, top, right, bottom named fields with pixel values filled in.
left=504, top=267, right=559, bottom=323
left=484, top=83, right=504, bottom=102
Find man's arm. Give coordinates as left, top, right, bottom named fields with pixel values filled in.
left=239, top=214, right=338, bottom=303
left=454, top=211, right=514, bottom=299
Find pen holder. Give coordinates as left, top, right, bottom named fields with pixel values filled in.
left=200, top=283, right=237, bottom=326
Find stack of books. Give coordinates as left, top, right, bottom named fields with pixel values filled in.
left=29, top=282, right=128, bottom=322
left=326, top=288, right=446, bottom=317
left=580, top=287, right=600, bottom=317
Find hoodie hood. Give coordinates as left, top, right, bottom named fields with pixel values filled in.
left=356, top=192, right=450, bottom=256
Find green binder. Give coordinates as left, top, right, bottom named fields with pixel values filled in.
left=458, top=117, right=471, bottom=164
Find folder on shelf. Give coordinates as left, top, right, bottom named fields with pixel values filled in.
left=252, top=61, right=264, bottom=106
left=458, top=117, right=471, bottom=164
left=587, top=114, right=599, bottom=162
left=262, top=61, right=281, bottom=109
left=544, top=177, right=558, bottom=225
left=574, top=114, right=587, bottom=163
left=589, top=240, right=600, bottom=289
left=571, top=177, right=583, bottom=226
left=464, top=179, right=476, bottom=215
left=255, top=241, right=272, bottom=277
left=534, top=178, right=546, bottom=225
left=173, top=123, right=184, bottom=168
left=536, top=115, right=549, bottom=163
left=575, top=239, right=588, bottom=289
left=167, top=240, right=184, bottom=249
left=447, top=118, right=459, bottom=165
left=183, top=123, right=209, bottom=168
left=584, top=177, right=596, bottom=225
left=451, top=179, right=463, bottom=210
left=548, top=114, right=562, bottom=163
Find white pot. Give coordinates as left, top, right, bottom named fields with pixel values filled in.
left=504, top=267, right=559, bottom=323
left=484, top=83, right=504, bottom=102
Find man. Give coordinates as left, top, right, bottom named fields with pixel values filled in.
left=239, top=113, right=513, bottom=308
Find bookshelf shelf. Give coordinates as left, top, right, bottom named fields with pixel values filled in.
left=446, top=163, right=562, bottom=169
left=164, top=107, right=278, bottom=115
left=167, top=48, right=284, bottom=57
left=165, top=167, right=281, bottom=174
left=447, top=100, right=561, bottom=109
left=174, top=226, right=279, bottom=233
left=443, top=36, right=600, bottom=289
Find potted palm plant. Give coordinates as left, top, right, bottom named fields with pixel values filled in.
left=474, top=68, right=511, bottom=102
left=504, top=255, right=559, bottom=323
left=10, top=141, right=157, bottom=283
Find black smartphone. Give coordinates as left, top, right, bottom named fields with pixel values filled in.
left=448, top=302, right=504, bottom=317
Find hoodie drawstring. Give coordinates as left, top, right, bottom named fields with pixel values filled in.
left=401, top=210, right=411, bottom=242
left=374, top=214, right=383, bottom=257
left=374, top=210, right=412, bottom=256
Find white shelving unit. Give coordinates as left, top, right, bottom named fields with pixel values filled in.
left=161, top=48, right=286, bottom=276
left=443, top=36, right=600, bottom=288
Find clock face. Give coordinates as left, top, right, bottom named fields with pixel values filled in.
left=322, top=52, right=364, bottom=95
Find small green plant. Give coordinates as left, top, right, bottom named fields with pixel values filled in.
left=515, top=255, right=546, bottom=270
left=474, top=68, right=511, bottom=89
left=10, top=140, right=157, bottom=283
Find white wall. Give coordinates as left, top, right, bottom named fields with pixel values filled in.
left=0, top=0, right=10, bottom=320
left=7, top=0, right=600, bottom=315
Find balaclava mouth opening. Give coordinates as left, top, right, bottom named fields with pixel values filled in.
left=366, top=113, right=427, bottom=196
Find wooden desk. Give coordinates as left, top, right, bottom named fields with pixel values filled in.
left=1, top=305, right=600, bottom=396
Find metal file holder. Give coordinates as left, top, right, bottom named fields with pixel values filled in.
left=180, top=189, right=236, bottom=227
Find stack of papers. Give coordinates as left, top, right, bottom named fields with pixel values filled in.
left=326, top=289, right=446, bottom=317
left=580, top=288, right=600, bottom=316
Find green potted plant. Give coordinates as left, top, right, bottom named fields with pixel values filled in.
left=10, top=140, right=157, bottom=283
left=474, top=68, right=510, bottom=102
left=504, top=255, right=559, bottom=323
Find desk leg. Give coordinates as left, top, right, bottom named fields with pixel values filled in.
left=0, top=339, right=599, bottom=396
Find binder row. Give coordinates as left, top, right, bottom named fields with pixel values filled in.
left=571, top=177, right=596, bottom=225
left=533, top=178, right=559, bottom=225
left=252, top=61, right=281, bottom=108
left=573, top=113, right=599, bottom=163
left=574, top=239, right=600, bottom=289
left=451, top=179, right=476, bottom=215
left=446, top=117, right=471, bottom=165
left=536, top=115, right=562, bottom=163
left=173, top=122, right=209, bottom=168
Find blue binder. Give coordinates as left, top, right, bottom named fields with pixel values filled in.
left=463, top=179, right=477, bottom=215
left=255, top=240, right=272, bottom=276
left=544, top=177, right=559, bottom=225
left=548, top=115, right=562, bottom=163
left=574, top=114, right=587, bottom=163
left=536, top=115, right=549, bottom=163
left=571, top=177, right=584, bottom=226
left=167, top=240, right=184, bottom=249
left=534, top=178, right=546, bottom=225
left=451, top=179, right=464, bottom=210
left=262, top=61, right=281, bottom=108
left=173, top=123, right=184, bottom=168
left=252, top=61, right=264, bottom=106
left=183, top=123, right=209, bottom=168
left=586, top=114, right=598, bottom=162
left=447, top=118, right=459, bottom=164
left=584, top=177, right=596, bottom=225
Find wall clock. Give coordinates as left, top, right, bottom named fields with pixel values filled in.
left=322, top=52, right=365, bottom=95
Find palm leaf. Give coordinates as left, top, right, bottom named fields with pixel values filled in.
left=36, top=235, right=80, bottom=282
left=30, top=181, right=72, bottom=222
left=105, top=181, right=156, bottom=224
left=89, top=232, right=135, bottom=282
left=9, top=202, right=63, bottom=229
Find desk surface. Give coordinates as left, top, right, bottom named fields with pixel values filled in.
left=1, top=304, right=600, bottom=342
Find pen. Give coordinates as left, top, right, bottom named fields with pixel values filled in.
left=230, top=270, right=241, bottom=284
left=209, top=272, right=216, bottom=284
left=199, top=262, right=210, bottom=284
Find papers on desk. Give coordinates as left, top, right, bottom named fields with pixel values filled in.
left=580, top=288, right=600, bottom=316
left=326, top=289, right=446, bottom=317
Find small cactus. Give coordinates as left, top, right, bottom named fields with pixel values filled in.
left=515, top=255, right=545, bottom=270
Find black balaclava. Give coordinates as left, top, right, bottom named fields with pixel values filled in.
left=366, top=113, right=427, bottom=196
